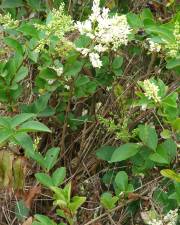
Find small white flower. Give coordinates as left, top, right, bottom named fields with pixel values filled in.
left=89, top=52, right=102, bottom=68
left=48, top=79, right=54, bottom=85
left=75, top=20, right=92, bottom=35
left=82, top=109, right=88, bottom=116
left=56, top=67, right=63, bottom=77
left=94, top=44, right=107, bottom=53
left=50, top=66, right=63, bottom=76
left=147, top=38, right=161, bottom=52
left=64, top=85, right=70, bottom=90
left=90, top=0, right=101, bottom=22
left=75, top=0, right=131, bottom=66
left=76, top=48, right=90, bottom=56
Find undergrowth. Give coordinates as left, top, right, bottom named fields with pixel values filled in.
left=0, top=0, right=179, bottom=225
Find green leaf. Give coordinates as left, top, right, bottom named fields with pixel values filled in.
left=18, top=24, right=39, bottom=38
left=102, top=171, right=115, bottom=185
left=166, top=58, right=180, bottom=69
left=114, top=171, right=128, bottom=192
left=111, top=143, right=140, bottom=162
left=96, top=146, right=116, bottom=161
left=14, top=66, right=28, bottom=82
left=11, top=113, right=36, bottom=128
left=140, top=8, right=154, bottom=22
left=69, top=196, right=86, bottom=213
left=64, top=61, right=83, bottom=77
left=44, top=147, right=61, bottom=171
left=39, top=68, right=57, bottom=80
left=112, top=56, right=123, bottom=70
left=21, top=93, right=54, bottom=117
left=100, top=192, right=119, bottom=210
left=13, top=132, right=34, bottom=157
left=127, top=13, right=143, bottom=29
left=171, top=118, right=180, bottom=132
left=33, top=214, right=57, bottom=225
left=149, top=153, right=168, bottom=164
left=162, top=93, right=178, bottom=108
left=74, top=35, right=91, bottom=48
left=27, top=0, right=41, bottom=10
left=63, top=182, right=71, bottom=203
left=0, top=129, right=11, bottom=145
left=29, top=151, right=45, bottom=169
left=150, top=139, right=177, bottom=165
left=1, top=0, right=24, bottom=8
left=75, top=76, right=90, bottom=87
left=160, top=129, right=171, bottom=139
left=18, top=121, right=51, bottom=132
left=138, top=124, right=158, bottom=150
left=52, top=167, right=66, bottom=186
left=35, top=173, right=54, bottom=188
left=4, top=37, right=23, bottom=55
left=50, top=186, right=67, bottom=206
left=15, top=200, right=29, bottom=221
left=161, top=169, right=180, bottom=182
left=0, top=117, right=12, bottom=128
left=162, top=139, right=177, bottom=160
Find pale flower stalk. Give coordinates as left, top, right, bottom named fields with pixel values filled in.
left=89, top=52, right=102, bottom=68
left=0, top=13, right=19, bottom=29
left=34, top=4, right=74, bottom=53
left=143, top=79, right=161, bottom=103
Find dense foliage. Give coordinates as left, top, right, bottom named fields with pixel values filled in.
left=0, top=0, right=179, bottom=225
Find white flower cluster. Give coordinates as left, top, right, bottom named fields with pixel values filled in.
left=75, top=0, right=131, bottom=68
left=0, top=13, right=19, bottom=29
left=165, top=21, right=180, bottom=58
left=34, top=4, right=73, bottom=52
left=147, top=38, right=161, bottom=53
left=35, top=4, right=73, bottom=39
left=143, top=79, right=161, bottom=103
left=148, top=209, right=178, bottom=225
left=50, top=66, right=63, bottom=77
left=163, top=209, right=178, bottom=225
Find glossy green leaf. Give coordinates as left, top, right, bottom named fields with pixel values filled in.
left=13, top=132, right=34, bottom=157
left=11, top=113, right=36, bottom=128
left=4, top=37, right=23, bottom=55
left=111, top=143, right=140, bottom=162
left=69, top=196, right=86, bottom=213
left=0, top=129, right=12, bottom=144
left=100, top=192, right=119, bottom=210
left=166, top=58, right=180, bottom=69
left=112, top=56, right=123, bottom=70
left=138, top=124, right=158, bottom=150
left=1, top=0, right=24, bottom=8
left=148, top=140, right=176, bottom=165
left=14, top=66, right=28, bottom=82
left=52, top=167, right=66, bottom=186
left=127, top=13, right=143, bottom=29
left=44, top=147, right=61, bottom=171
left=19, top=121, right=51, bottom=132
left=161, top=169, right=180, bottom=182
left=35, top=173, right=54, bottom=188
left=64, top=61, right=83, bottom=77
left=114, top=171, right=128, bottom=191
left=96, top=146, right=116, bottom=161
left=33, top=214, right=57, bottom=225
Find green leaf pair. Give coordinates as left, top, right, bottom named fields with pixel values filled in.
left=35, top=167, right=66, bottom=188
